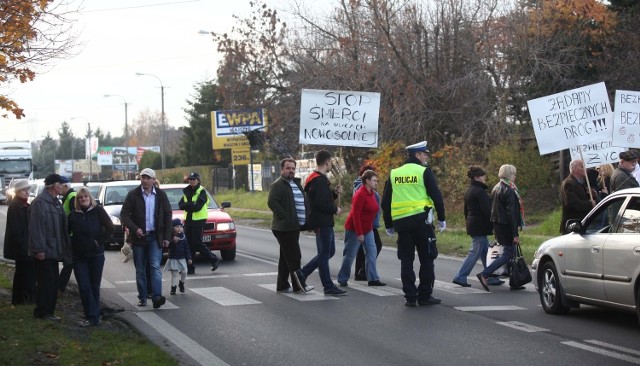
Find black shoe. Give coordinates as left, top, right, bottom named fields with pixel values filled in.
left=510, top=285, right=526, bottom=291
left=476, top=273, right=490, bottom=292
left=152, top=296, right=166, bottom=309
left=179, top=281, right=185, bottom=293
left=405, top=300, right=417, bottom=307
left=170, top=286, right=177, bottom=295
left=452, top=280, right=471, bottom=287
left=211, top=261, right=219, bottom=272
left=368, top=280, right=386, bottom=287
left=294, top=285, right=315, bottom=293
left=418, top=296, right=442, bottom=305
left=324, top=287, right=347, bottom=296
left=338, top=281, right=348, bottom=287
left=137, top=299, right=147, bottom=307
left=187, top=269, right=195, bottom=275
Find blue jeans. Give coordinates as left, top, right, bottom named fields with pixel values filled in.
left=301, top=227, right=336, bottom=290
left=73, top=255, right=105, bottom=325
left=453, top=235, right=489, bottom=284
left=338, top=230, right=379, bottom=282
left=133, top=238, right=163, bottom=301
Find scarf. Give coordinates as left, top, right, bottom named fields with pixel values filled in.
left=500, top=178, right=525, bottom=227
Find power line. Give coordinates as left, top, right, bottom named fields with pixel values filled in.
left=82, top=0, right=202, bottom=13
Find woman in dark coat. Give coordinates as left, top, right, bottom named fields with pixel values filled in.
left=68, top=187, right=114, bottom=327
left=3, top=180, right=35, bottom=305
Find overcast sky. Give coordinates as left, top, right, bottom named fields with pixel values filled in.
left=2, top=0, right=263, bottom=143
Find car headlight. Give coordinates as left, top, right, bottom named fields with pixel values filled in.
left=110, top=215, right=121, bottom=226
left=217, top=222, right=235, bottom=231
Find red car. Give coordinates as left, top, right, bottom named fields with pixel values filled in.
left=161, top=183, right=237, bottom=260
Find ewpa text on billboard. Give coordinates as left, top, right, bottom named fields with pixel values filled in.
left=528, top=82, right=612, bottom=155
left=299, top=89, right=380, bottom=147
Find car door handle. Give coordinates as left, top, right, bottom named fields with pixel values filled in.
left=591, top=246, right=600, bottom=254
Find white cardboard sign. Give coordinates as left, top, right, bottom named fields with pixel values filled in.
left=612, top=90, right=640, bottom=147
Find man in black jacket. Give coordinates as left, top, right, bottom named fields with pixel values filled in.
left=298, top=150, right=346, bottom=296
left=268, top=158, right=314, bottom=293
left=120, top=168, right=172, bottom=309
left=560, top=160, right=595, bottom=234
left=179, top=172, right=219, bottom=274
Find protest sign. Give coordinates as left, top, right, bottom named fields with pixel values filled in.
left=612, top=90, right=640, bottom=147
left=299, top=89, right=380, bottom=147
left=569, top=130, right=626, bottom=168
left=528, top=82, right=612, bottom=155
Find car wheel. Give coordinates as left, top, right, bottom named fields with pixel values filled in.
left=540, top=261, right=570, bottom=315
left=220, top=248, right=236, bottom=261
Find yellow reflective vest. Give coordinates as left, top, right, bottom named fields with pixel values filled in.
left=183, top=186, right=209, bottom=221
left=63, top=191, right=77, bottom=216
left=389, top=163, right=434, bottom=220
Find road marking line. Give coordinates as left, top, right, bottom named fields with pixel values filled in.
left=243, top=272, right=278, bottom=277
left=101, top=279, right=115, bottom=288
left=584, top=340, right=640, bottom=356
left=434, top=280, right=488, bottom=294
left=562, top=341, right=640, bottom=364
left=187, top=275, right=232, bottom=280
left=191, top=287, right=261, bottom=306
left=454, top=305, right=526, bottom=311
left=496, top=321, right=549, bottom=332
left=258, top=284, right=339, bottom=301
left=119, top=292, right=178, bottom=311
left=137, top=312, right=229, bottom=366
left=341, top=282, right=399, bottom=296
left=237, top=251, right=278, bottom=265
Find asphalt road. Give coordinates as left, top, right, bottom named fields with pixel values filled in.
left=1, top=206, right=639, bottom=365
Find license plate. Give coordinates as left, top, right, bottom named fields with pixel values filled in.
left=202, top=235, right=211, bottom=242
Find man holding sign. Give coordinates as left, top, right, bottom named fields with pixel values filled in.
left=560, top=160, right=595, bottom=234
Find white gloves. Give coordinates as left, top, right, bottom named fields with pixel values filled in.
left=438, top=220, right=446, bottom=233
left=385, top=228, right=395, bottom=236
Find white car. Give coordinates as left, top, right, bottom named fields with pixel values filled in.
left=532, top=187, right=640, bottom=325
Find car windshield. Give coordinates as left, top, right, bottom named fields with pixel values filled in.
left=163, top=187, right=220, bottom=210
left=103, top=185, right=137, bottom=205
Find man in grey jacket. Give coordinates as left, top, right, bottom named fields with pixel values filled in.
left=268, top=158, right=314, bottom=293
left=29, top=173, right=71, bottom=321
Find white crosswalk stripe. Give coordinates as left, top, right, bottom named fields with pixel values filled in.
left=258, top=284, right=338, bottom=301
left=563, top=340, right=640, bottom=364
left=454, top=305, right=526, bottom=311
left=191, top=287, right=262, bottom=306
left=341, top=282, right=401, bottom=296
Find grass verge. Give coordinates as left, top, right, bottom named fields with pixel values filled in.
left=0, top=263, right=178, bottom=366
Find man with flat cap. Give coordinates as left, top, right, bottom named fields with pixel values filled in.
left=179, top=172, right=220, bottom=274
left=28, top=173, right=71, bottom=321
left=610, top=151, right=639, bottom=193
left=559, top=160, right=596, bottom=234
left=381, top=141, right=446, bottom=307
left=121, top=168, right=172, bottom=309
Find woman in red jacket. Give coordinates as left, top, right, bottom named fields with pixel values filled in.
left=337, top=170, right=386, bottom=287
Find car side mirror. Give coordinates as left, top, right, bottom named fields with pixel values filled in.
left=221, top=201, right=231, bottom=209
left=567, top=219, right=582, bottom=233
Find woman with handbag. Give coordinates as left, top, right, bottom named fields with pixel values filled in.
left=476, top=164, right=526, bottom=291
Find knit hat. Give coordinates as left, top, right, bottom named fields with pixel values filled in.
left=467, top=166, right=487, bottom=179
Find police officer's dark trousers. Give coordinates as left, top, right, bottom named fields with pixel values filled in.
left=397, top=220, right=435, bottom=302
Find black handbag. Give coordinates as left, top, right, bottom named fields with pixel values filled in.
left=509, top=244, right=532, bottom=287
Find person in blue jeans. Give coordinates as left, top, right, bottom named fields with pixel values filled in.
left=297, top=150, right=346, bottom=296
left=453, top=166, right=503, bottom=287
left=120, top=168, right=173, bottom=308
left=477, top=164, right=525, bottom=291
left=68, top=187, right=114, bottom=327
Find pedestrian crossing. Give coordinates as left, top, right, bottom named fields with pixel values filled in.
left=110, top=272, right=535, bottom=310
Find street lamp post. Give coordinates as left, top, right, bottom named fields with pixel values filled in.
left=135, top=72, right=165, bottom=171
left=104, top=94, right=129, bottom=179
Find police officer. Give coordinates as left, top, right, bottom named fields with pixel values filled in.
left=381, top=141, right=446, bottom=307
left=58, top=176, right=75, bottom=294
left=179, top=172, right=219, bottom=274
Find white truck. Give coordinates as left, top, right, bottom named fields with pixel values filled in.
left=0, top=141, right=35, bottom=204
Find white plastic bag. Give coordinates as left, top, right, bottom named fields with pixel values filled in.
left=486, top=241, right=508, bottom=275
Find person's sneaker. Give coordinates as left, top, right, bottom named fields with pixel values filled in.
left=79, top=320, right=99, bottom=327
left=476, top=273, right=490, bottom=292
left=179, top=281, right=185, bottom=293
left=170, top=286, right=177, bottom=295
left=368, top=280, right=386, bottom=287
left=405, top=300, right=417, bottom=307
left=211, top=261, right=219, bottom=272
left=152, top=296, right=166, bottom=309
left=324, top=287, right=347, bottom=296
left=338, top=281, right=348, bottom=287
left=452, top=280, right=471, bottom=287
left=137, top=299, right=147, bottom=307
left=277, top=287, right=293, bottom=293
left=418, top=296, right=442, bottom=305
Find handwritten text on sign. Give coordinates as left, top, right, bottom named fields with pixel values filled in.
left=612, top=90, right=640, bottom=148
left=299, top=89, right=380, bottom=147
left=569, top=131, right=625, bottom=168
left=527, top=82, right=611, bottom=155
